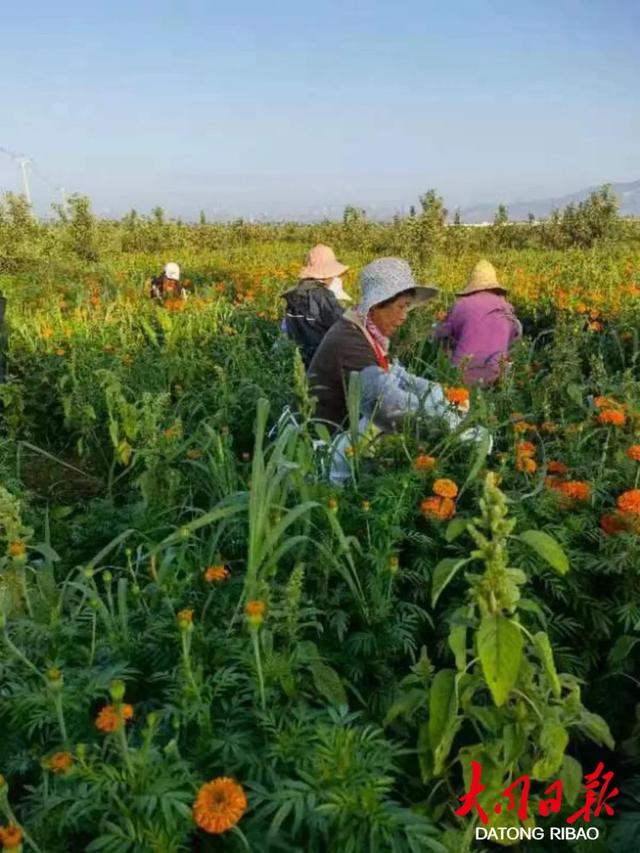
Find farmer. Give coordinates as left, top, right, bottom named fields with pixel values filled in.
left=308, top=258, right=487, bottom=483
left=434, top=260, right=522, bottom=385
left=150, top=262, right=188, bottom=302
left=281, top=244, right=348, bottom=367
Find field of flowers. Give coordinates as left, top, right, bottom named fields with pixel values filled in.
left=1, top=230, right=640, bottom=852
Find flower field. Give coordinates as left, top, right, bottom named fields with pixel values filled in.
left=2, top=217, right=640, bottom=851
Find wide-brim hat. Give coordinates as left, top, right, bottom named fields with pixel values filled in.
left=457, top=259, right=506, bottom=295
left=164, top=262, right=181, bottom=282
left=357, top=257, right=438, bottom=316
left=299, top=244, right=349, bottom=280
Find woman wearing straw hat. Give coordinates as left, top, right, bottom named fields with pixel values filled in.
left=435, top=260, right=522, bottom=385
left=308, top=258, right=489, bottom=483
left=281, top=244, right=349, bottom=367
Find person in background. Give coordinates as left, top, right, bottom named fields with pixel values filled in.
left=281, top=244, right=348, bottom=367
left=308, top=258, right=488, bottom=483
left=434, top=260, right=522, bottom=385
left=150, top=262, right=188, bottom=302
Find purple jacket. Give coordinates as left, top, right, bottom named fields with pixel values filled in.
left=434, top=291, right=522, bottom=384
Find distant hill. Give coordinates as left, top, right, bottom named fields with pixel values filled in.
left=460, top=180, right=640, bottom=224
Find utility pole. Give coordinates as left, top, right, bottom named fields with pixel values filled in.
left=18, top=157, right=32, bottom=206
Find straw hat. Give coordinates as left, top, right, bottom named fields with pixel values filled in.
left=457, top=260, right=506, bottom=295
left=357, top=258, right=439, bottom=316
left=164, top=262, right=181, bottom=282
left=299, top=244, right=349, bottom=280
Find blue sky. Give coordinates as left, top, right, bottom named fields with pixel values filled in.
left=1, top=0, right=638, bottom=219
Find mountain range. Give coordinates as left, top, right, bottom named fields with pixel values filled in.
left=459, top=179, right=640, bottom=224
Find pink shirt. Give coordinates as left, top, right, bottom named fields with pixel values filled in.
left=435, top=291, right=522, bottom=384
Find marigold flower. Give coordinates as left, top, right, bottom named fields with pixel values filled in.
left=516, top=456, right=537, bottom=474
left=413, top=454, right=436, bottom=472
left=547, top=461, right=568, bottom=475
left=245, top=599, right=266, bottom=628
left=204, top=565, right=230, bottom=583
left=55, top=348, right=66, bottom=357
left=178, top=608, right=194, bottom=627
left=600, top=513, right=628, bottom=536
left=95, top=703, right=134, bottom=733
left=193, top=777, right=247, bottom=834
left=598, top=409, right=626, bottom=427
left=0, top=824, right=23, bottom=849
left=627, top=445, right=640, bottom=462
left=515, top=441, right=536, bottom=458
left=540, top=421, right=557, bottom=433
left=556, top=480, right=591, bottom=503
left=420, top=496, right=456, bottom=520
left=433, top=478, right=458, bottom=499
left=8, top=541, right=26, bottom=558
left=514, top=421, right=536, bottom=433
left=594, top=396, right=621, bottom=410
left=444, top=387, right=470, bottom=406
left=617, top=490, right=640, bottom=516
left=49, top=751, right=73, bottom=774
left=187, top=448, right=203, bottom=460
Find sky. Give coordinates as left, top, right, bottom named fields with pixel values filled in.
left=1, top=0, right=639, bottom=220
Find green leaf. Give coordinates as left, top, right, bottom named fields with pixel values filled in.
left=609, top=635, right=640, bottom=666
left=477, top=614, right=523, bottom=707
left=533, top=632, right=561, bottom=698
left=431, top=557, right=469, bottom=607
left=567, top=382, right=585, bottom=408
left=428, top=670, right=460, bottom=777
left=531, top=721, right=569, bottom=780
left=460, top=428, right=492, bottom=495
left=445, top=517, right=469, bottom=543
left=309, top=662, right=348, bottom=707
left=428, top=670, right=457, bottom=748
left=518, top=530, right=569, bottom=575
left=559, top=755, right=583, bottom=806
left=579, top=710, right=615, bottom=750
left=448, top=624, right=467, bottom=671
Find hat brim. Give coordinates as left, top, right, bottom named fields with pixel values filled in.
left=456, top=282, right=507, bottom=296
left=407, top=285, right=440, bottom=310
left=299, top=260, right=349, bottom=280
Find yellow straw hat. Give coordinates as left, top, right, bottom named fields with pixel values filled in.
left=457, top=260, right=506, bottom=296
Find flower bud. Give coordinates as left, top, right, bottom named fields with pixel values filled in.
left=110, top=679, right=126, bottom=702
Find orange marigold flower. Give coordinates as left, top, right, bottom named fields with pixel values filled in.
left=617, top=490, right=640, bottom=516
left=95, top=703, right=133, bottom=733
left=600, top=513, right=628, bottom=536
left=204, top=565, right=230, bottom=583
left=514, top=421, right=536, bottom=433
left=594, top=396, right=621, bottom=410
left=420, top=496, right=456, bottom=520
left=627, top=445, right=640, bottom=462
left=55, top=348, right=66, bottom=357
left=540, top=421, right=557, bottom=433
left=547, top=461, right=568, bottom=475
left=433, top=478, right=458, bottom=499
left=0, top=824, right=23, bottom=848
left=515, top=441, right=536, bottom=458
left=245, top=599, right=266, bottom=628
left=414, top=454, right=436, bottom=472
left=193, top=777, right=247, bottom=834
left=187, top=448, right=203, bottom=460
left=8, top=541, right=26, bottom=558
left=598, top=409, right=626, bottom=427
left=556, top=480, right=591, bottom=503
left=444, top=387, right=470, bottom=406
left=49, top=751, right=73, bottom=774
left=516, top=456, right=537, bottom=474
left=178, top=608, right=194, bottom=625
